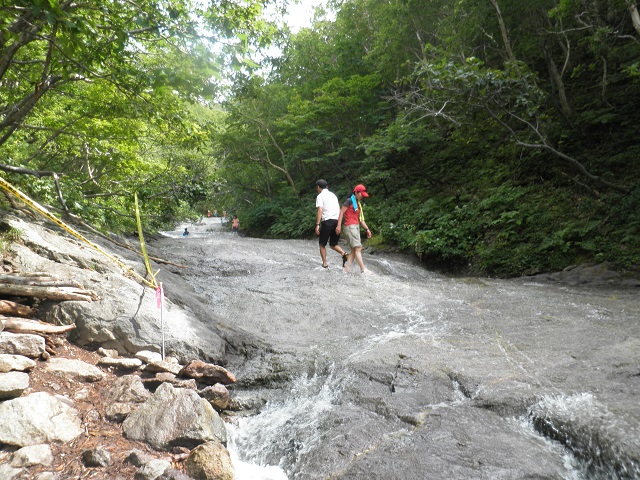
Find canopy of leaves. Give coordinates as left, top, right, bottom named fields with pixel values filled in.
left=214, top=0, right=640, bottom=275
left=1, top=0, right=638, bottom=275
left=0, top=0, right=271, bottom=232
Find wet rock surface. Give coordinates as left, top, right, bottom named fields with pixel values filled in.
left=0, top=212, right=637, bottom=479
left=151, top=217, right=640, bottom=479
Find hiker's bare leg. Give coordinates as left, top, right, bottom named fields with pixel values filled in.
left=345, top=250, right=355, bottom=273
left=331, top=244, right=346, bottom=257
left=319, top=245, right=328, bottom=266
left=354, top=247, right=366, bottom=272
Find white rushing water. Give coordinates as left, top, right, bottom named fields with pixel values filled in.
left=227, top=432, right=288, bottom=480
left=228, top=364, right=347, bottom=479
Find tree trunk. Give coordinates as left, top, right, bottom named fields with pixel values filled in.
left=544, top=46, right=572, bottom=117
left=0, top=273, right=83, bottom=288
left=0, top=317, right=76, bottom=334
left=627, top=1, right=640, bottom=36
left=259, top=127, right=299, bottom=196
left=0, top=284, right=97, bottom=301
left=488, top=0, right=516, bottom=63
left=0, top=300, right=35, bottom=318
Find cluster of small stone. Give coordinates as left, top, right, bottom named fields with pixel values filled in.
left=0, top=330, right=238, bottom=480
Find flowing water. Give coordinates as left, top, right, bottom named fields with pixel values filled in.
left=157, top=217, right=640, bottom=480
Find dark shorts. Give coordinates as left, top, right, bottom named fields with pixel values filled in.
left=319, top=219, right=340, bottom=247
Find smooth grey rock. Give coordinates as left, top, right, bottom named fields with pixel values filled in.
left=5, top=216, right=228, bottom=364
left=0, top=392, right=82, bottom=446
left=44, top=357, right=105, bottom=382
left=0, top=371, right=29, bottom=399
left=0, top=354, right=36, bottom=373
left=530, top=394, right=640, bottom=478
left=0, top=332, right=45, bottom=358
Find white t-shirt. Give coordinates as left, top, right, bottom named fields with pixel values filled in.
left=316, top=188, right=340, bottom=221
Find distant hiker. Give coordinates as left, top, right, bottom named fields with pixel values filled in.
left=207, top=210, right=211, bottom=217
left=213, top=209, right=218, bottom=217
left=336, top=184, right=371, bottom=274
left=232, top=215, right=239, bottom=234
left=182, top=228, right=190, bottom=237
left=315, top=179, right=348, bottom=269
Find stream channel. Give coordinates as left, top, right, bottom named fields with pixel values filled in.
left=156, top=217, right=640, bottom=480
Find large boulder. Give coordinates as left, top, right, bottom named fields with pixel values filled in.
left=122, top=383, right=227, bottom=449
left=0, top=392, right=82, bottom=446
left=186, top=442, right=234, bottom=480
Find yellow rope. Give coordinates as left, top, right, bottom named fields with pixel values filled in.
left=135, top=193, right=158, bottom=288
left=0, top=176, right=155, bottom=288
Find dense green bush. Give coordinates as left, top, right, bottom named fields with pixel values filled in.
left=237, top=195, right=315, bottom=239
left=368, top=178, right=639, bottom=277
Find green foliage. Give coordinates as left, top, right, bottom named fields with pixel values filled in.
left=238, top=195, right=314, bottom=239
left=2, top=0, right=638, bottom=276
left=212, top=0, right=639, bottom=276
left=0, top=226, right=23, bottom=255
left=0, top=0, right=272, bottom=234
left=368, top=173, right=639, bottom=277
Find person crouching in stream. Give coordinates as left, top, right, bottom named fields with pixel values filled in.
left=336, top=184, right=372, bottom=274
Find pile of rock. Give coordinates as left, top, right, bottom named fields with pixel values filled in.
left=0, top=330, right=238, bottom=480
left=529, top=262, right=640, bottom=287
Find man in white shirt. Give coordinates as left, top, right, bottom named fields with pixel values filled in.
left=315, top=179, right=349, bottom=269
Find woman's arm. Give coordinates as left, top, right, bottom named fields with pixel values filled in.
left=360, top=219, right=371, bottom=238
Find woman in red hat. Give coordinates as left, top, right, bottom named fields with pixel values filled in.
left=336, top=184, right=372, bottom=274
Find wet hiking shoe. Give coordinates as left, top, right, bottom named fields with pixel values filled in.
left=342, top=253, right=349, bottom=267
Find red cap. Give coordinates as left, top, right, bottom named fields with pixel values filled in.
left=353, top=184, right=369, bottom=197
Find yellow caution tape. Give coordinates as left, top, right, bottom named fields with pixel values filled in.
left=0, top=176, right=155, bottom=288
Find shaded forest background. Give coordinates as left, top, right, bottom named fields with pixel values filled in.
left=1, top=0, right=639, bottom=276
